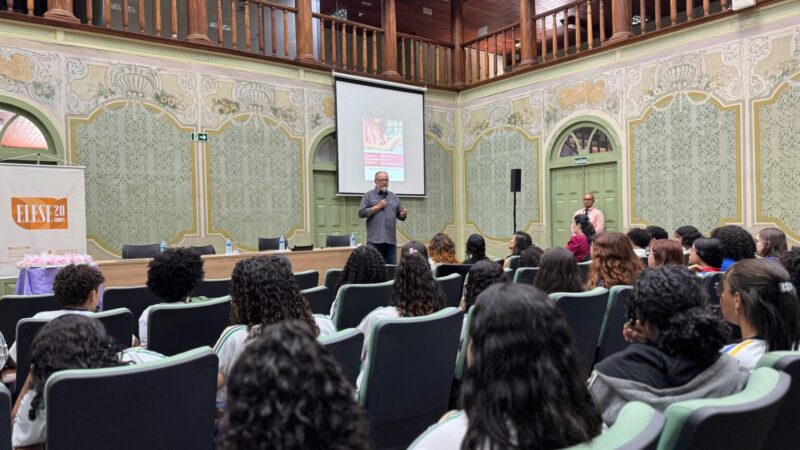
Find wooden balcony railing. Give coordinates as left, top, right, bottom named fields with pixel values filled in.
left=213, top=0, right=296, bottom=57
left=463, top=23, right=519, bottom=84
left=398, top=33, right=454, bottom=87
left=314, top=12, right=383, bottom=75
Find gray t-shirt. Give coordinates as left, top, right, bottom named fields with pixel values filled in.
left=359, top=189, right=404, bottom=245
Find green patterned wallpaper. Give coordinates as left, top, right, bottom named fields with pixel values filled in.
left=466, top=128, right=539, bottom=238
left=631, top=94, right=740, bottom=233
left=398, top=137, right=454, bottom=240
left=207, top=115, right=303, bottom=250
left=73, top=102, right=196, bottom=254
left=756, top=80, right=800, bottom=239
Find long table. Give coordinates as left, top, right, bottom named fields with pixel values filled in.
left=96, top=247, right=355, bottom=287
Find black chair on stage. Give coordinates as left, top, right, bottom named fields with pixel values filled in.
left=122, top=243, right=161, bottom=259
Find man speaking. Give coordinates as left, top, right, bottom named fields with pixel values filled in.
left=359, top=171, right=407, bottom=264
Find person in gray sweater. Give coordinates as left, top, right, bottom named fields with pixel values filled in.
left=589, top=266, right=749, bottom=425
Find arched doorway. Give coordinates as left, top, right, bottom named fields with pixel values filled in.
left=0, top=102, right=62, bottom=163
left=547, top=121, right=622, bottom=246
left=310, top=133, right=364, bottom=248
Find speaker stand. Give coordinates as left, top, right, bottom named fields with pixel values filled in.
left=512, top=191, right=517, bottom=234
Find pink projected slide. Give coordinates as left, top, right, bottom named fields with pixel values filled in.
left=363, top=118, right=405, bottom=181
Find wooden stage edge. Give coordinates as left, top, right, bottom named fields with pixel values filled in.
left=97, top=247, right=356, bottom=288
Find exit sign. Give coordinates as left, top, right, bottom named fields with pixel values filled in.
left=191, top=133, right=209, bottom=142
left=573, top=156, right=588, bottom=166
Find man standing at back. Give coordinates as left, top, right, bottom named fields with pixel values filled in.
left=574, top=192, right=604, bottom=233
left=359, top=171, right=407, bottom=264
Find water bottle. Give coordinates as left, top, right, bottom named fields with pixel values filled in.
left=349, top=232, right=357, bottom=247
left=279, top=235, right=286, bottom=251
left=160, top=240, right=167, bottom=253
left=225, top=239, right=232, bottom=255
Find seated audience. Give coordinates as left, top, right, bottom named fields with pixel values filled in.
left=217, top=321, right=371, bottom=450
left=589, top=266, right=749, bottom=425
left=411, top=283, right=602, bottom=449
left=214, top=256, right=322, bottom=402
left=139, top=247, right=205, bottom=348
left=0, top=331, right=6, bottom=370
left=461, top=259, right=506, bottom=312
left=533, top=248, right=585, bottom=295
left=648, top=239, right=684, bottom=267
left=755, top=227, right=787, bottom=260
left=428, top=233, right=460, bottom=270
left=688, top=237, right=724, bottom=275
left=330, top=245, right=387, bottom=315
left=627, top=228, right=652, bottom=258
left=566, top=214, right=595, bottom=262
left=711, top=225, right=756, bottom=271
left=674, top=225, right=702, bottom=253
left=401, top=240, right=428, bottom=262
left=462, top=234, right=489, bottom=265
left=646, top=225, right=669, bottom=241
left=586, top=232, right=644, bottom=289
left=720, top=259, right=800, bottom=370
left=518, top=245, right=544, bottom=268
left=12, top=315, right=163, bottom=448
left=504, top=231, right=533, bottom=268
left=780, top=246, right=800, bottom=291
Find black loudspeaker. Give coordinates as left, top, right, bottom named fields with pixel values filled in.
left=510, top=169, right=522, bottom=192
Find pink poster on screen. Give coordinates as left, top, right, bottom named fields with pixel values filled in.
left=362, top=118, right=405, bottom=181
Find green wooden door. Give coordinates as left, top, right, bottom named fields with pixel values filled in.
left=586, top=163, right=620, bottom=234
left=312, top=170, right=365, bottom=248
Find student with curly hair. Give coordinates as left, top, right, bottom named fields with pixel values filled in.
left=648, top=239, right=684, bottom=267
left=688, top=237, right=724, bottom=275
left=11, top=315, right=163, bottom=448
left=138, top=247, right=205, bottom=348
left=533, top=247, right=585, bottom=295
left=755, top=227, right=788, bottom=260
left=428, top=233, right=460, bottom=269
left=780, top=246, right=800, bottom=292
left=586, top=232, right=644, bottom=289
left=462, top=234, right=489, bottom=265
left=646, top=225, right=669, bottom=241
left=567, top=214, right=595, bottom=262
left=217, top=320, right=372, bottom=450
left=518, top=245, right=544, bottom=268
left=214, top=256, right=322, bottom=402
left=461, top=259, right=506, bottom=312
left=589, top=267, right=749, bottom=424
left=627, top=228, right=652, bottom=258
left=674, top=225, right=702, bottom=253
left=720, top=259, right=800, bottom=370
left=710, top=225, right=756, bottom=271
left=330, top=246, right=388, bottom=315
left=411, top=283, right=602, bottom=449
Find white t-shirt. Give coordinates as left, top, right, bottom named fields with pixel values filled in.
left=356, top=306, right=400, bottom=359
left=0, top=331, right=8, bottom=369
left=633, top=248, right=648, bottom=258
left=315, top=315, right=337, bottom=336
left=213, top=324, right=252, bottom=403
left=409, top=410, right=467, bottom=449
left=723, top=339, right=768, bottom=371
left=138, top=304, right=156, bottom=349
left=8, top=309, right=95, bottom=361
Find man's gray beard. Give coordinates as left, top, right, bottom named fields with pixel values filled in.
left=379, top=187, right=388, bottom=193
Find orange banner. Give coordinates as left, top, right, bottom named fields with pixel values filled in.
left=11, top=197, right=69, bottom=230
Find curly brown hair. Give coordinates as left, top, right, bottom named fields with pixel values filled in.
left=146, top=247, right=205, bottom=302
left=52, top=264, right=105, bottom=307
left=587, top=232, right=644, bottom=289
left=428, top=233, right=459, bottom=264
left=391, top=252, right=445, bottom=317
left=230, top=256, right=319, bottom=337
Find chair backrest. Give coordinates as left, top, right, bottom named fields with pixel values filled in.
left=435, top=273, right=463, bottom=309
left=45, top=347, right=218, bottom=450
left=385, top=264, right=397, bottom=279
left=15, top=308, right=133, bottom=397
left=657, top=367, right=790, bottom=450
left=326, top=235, right=351, bottom=248
left=453, top=306, right=474, bottom=381
left=190, top=245, right=216, bottom=255
left=331, top=280, right=395, bottom=330
left=359, top=308, right=464, bottom=450
left=563, top=401, right=665, bottom=450
left=704, top=272, right=724, bottom=306
left=0, top=383, right=10, bottom=450
left=0, top=294, right=60, bottom=347
left=434, top=264, right=473, bottom=279
left=318, top=328, right=364, bottom=388
left=293, top=270, right=319, bottom=291
left=492, top=258, right=504, bottom=266
left=683, top=252, right=690, bottom=266
left=512, top=267, right=538, bottom=285
left=121, top=243, right=161, bottom=259
left=577, top=260, right=592, bottom=281
left=550, top=287, right=610, bottom=376
left=302, top=286, right=333, bottom=315
left=147, top=297, right=231, bottom=356
left=323, top=268, right=343, bottom=297
left=258, top=237, right=280, bottom=251
left=192, top=278, right=231, bottom=298
left=640, top=256, right=649, bottom=268
left=102, top=286, right=162, bottom=339
left=755, top=351, right=800, bottom=449
left=595, top=285, right=633, bottom=364
left=507, top=255, right=521, bottom=271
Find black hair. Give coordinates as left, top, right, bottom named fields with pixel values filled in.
left=218, top=321, right=372, bottom=450
left=29, top=315, right=124, bottom=419
left=464, top=234, right=487, bottom=262
left=675, top=225, right=702, bottom=248
left=391, top=252, right=445, bottom=317
left=627, top=266, right=730, bottom=366
left=146, top=247, right=205, bottom=302
left=646, top=225, right=669, bottom=240
left=726, top=259, right=800, bottom=352
left=574, top=214, right=596, bottom=243
left=518, top=245, right=544, bottom=268
left=401, top=241, right=429, bottom=262
left=461, top=283, right=602, bottom=449
left=230, top=255, right=319, bottom=337
left=511, top=231, right=533, bottom=256
left=463, top=259, right=506, bottom=311
left=710, top=225, right=756, bottom=261
left=52, top=264, right=105, bottom=307
left=626, top=228, right=652, bottom=249
left=534, top=247, right=585, bottom=295
left=335, top=246, right=387, bottom=295
left=780, top=247, right=800, bottom=294
left=693, top=238, right=723, bottom=269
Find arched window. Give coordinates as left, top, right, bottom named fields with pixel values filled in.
left=0, top=108, right=49, bottom=151
left=556, top=124, right=613, bottom=158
